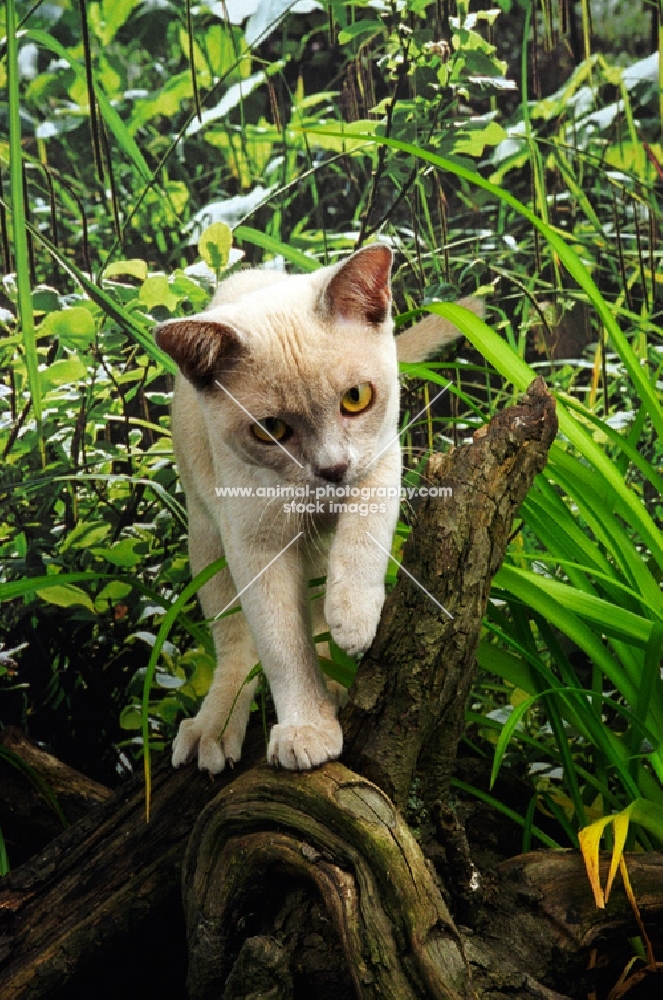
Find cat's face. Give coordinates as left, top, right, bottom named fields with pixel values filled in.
left=156, top=245, right=399, bottom=487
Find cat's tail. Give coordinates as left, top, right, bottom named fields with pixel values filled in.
left=395, top=295, right=484, bottom=363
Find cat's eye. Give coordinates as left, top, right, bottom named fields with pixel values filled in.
left=341, top=382, right=373, bottom=415
left=251, top=417, right=291, bottom=443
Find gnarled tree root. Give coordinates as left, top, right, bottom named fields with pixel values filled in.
left=183, top=761, right=473, bottom=1000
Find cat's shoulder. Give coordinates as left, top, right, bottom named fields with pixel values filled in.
left=210, top=267, right=291, bottom=307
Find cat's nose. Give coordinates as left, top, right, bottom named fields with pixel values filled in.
left=316, top=463, right=348, bottom=483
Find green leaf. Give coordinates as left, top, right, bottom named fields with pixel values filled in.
left=199, top=222, right=232, bottom=272
left=40, top=358, right=87, bottom=392
left=39, top=307, right=96, bottom=348
left=338, top=20, right=384, bottom=44
left=120, top=705, right=143, bottom=730
left=59, top=522, right=111, bottom=553
left=138, top=276, right=180, bottom=313
left=454, top=121, right=507, bottom=156
left=32, top=286, right=61, bottom=314
left=94, top=0, right=141, bottom=45
left=91, top=539, right=144, bottom=568
left=103, top=259, right=149, bottom=282
left=96, top=581, right=133, bottom=604
left=35, top=583, right=96, bottom=613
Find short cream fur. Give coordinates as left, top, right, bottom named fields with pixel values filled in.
left=155, top=245, right=481, bottom=773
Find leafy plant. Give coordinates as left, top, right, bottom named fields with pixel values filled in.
left=1, top=0, right=661, bottom=856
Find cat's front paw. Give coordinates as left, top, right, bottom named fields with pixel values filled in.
left=325, top=585, right=384, bottom=657
left=171, top=715, right=245, bottom=774
left=268, top=718, right=343, bottom=769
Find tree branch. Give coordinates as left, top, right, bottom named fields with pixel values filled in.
left=341, top=377, right=558, bottom=811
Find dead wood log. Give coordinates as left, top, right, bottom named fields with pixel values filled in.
left=0, top=726, right=111, bottom=864
left=182, top=768, right=663, bottom=1000
left=0, top=726, right=266, bottom=1000
left=183, top=762, right=470, bottom=1000
left=468, top=851, right=663, bottom=999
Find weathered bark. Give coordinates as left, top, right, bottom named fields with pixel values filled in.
left=467, top=851, right=663, bottom=999
left=342, top=376, right=558, bottom=811
left=0, top=726, right=111, bottom=864
left=183, top=764, right=663, bottom=1000
left=183, top=763, right=470, bottom=1000
left=0, top=725, right=265, bottom=1000
left=3, top=748, right=663, bottom=1000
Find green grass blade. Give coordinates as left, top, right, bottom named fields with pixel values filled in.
left=540, top=789, right=579, bottom=848
left=0, top=204, right=176, bottom=373
left=631, top=623, right=663, bottom=778
left=547, top=449, right=663, bottom=604
left=628, top=799, right=663, bottom=844
left=499, top=567, right=657, bottom=646
left=301, top=127, right=663, bottom=441
left=141, top=556, right=227, bottom=820
left=6, top=0, right=42, bottom=449
left=0, top=571, right=108, bottom=602
left=523, top=476, right=616, bottom=577
left=233, top=226, right=322, bottom=271
left=514, top=552, right=654, bottom=612
left=0, top=825, right=9, bottom=876
left=490, top=693, right=538, bottom=788
left=560, top=395, right=663, bottom=498
left=494, top=564, right=636, bottom=704
left=422, top=304, right=663, bottom=569
left=451, top=779, right=561, bottom=848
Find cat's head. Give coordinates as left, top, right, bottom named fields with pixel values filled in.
left=155, top=244, right=399, bottom=486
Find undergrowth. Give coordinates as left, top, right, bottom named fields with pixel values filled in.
left=1, top=0, right=662, bottom=862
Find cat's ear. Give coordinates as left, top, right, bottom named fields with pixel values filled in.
left=324, top=244, right=392, bottom=325
left=155, top=316, right=244, bottom=390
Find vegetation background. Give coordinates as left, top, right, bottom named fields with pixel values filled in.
left=1, top=0, right=662, bottom=886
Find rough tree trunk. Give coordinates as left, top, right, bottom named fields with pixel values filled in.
left=2, top=378, right=661, bottom=1000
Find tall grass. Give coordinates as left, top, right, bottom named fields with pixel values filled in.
left=321, top=131, right=663, bottom=842
left=6, top=0, right=42, bottom=458
left=2, top=0, right=660, bottom=847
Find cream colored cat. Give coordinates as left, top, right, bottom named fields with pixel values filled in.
left=155, top=245, right=480, bottom=773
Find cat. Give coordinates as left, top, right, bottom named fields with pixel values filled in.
left=154, top=244, right=481, bottom=773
